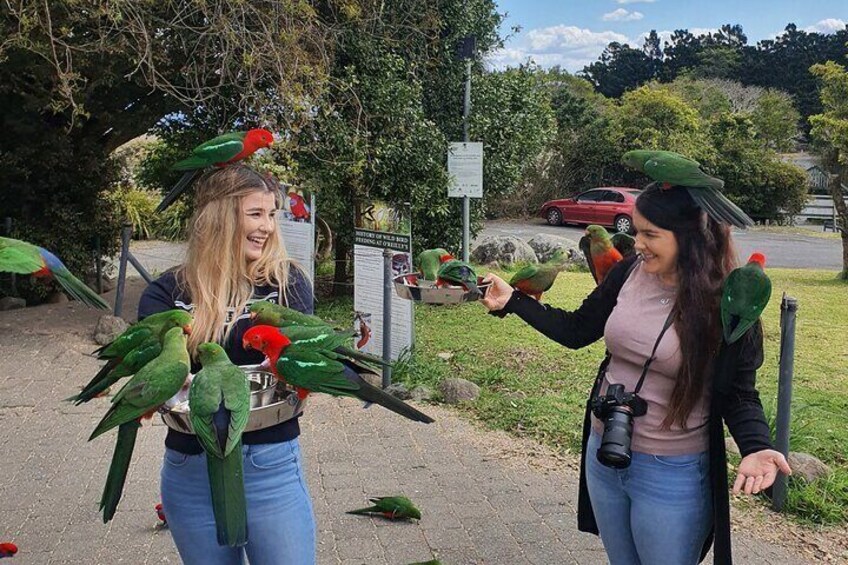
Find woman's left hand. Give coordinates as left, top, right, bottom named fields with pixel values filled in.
left=732, top=449, right=792, bottom=495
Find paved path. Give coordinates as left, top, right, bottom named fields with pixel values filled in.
left=0, top=283, right=812, bottom=564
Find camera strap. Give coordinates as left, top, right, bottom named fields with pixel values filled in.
left=633, top=309, right=675, bottom=395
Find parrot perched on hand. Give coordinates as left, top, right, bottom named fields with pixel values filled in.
left=0, top=236, right=110, bottom=310
left=436, top=259, right=481, bottom=296
left=89, top=326, right=191, bottom=523
left=508, top=258, right=566, bottom=301
left=243, top=326, right=434, bottom=423
left=721, top=252, right=772, bottom=344
left=156, top=129, right=275, bottom=213
left=579, top=225, right=624, bottom=285
left=0, top=543, right=17, bottom=558
left=346, top=496, right=421, bottom=520
left=70, top=309, right=193, bottom=405
left=189, top=342, right=251, bottom=547
left=416, top=248, right=450, bottom=281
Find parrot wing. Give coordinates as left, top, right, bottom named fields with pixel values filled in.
left=509, top=264, right=540, bottom=286
left=610, top=232, right=636, bottom=258
left=189, top=370, right=226, bottom=459
left=173, top=132, right=247, bottom=170
left=276, top=351, right=358, bottom=396
left=0, top=237, right=43, bottom=274
left=42, top=250, right=110, bottom=310
left=578, top=235, right=599, bottom=284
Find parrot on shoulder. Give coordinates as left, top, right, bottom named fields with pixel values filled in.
left=189, top=342, right=251, bottom=547
left=579, top=225, right=624, bottom=285
left=416, top=248, right=450, bottom=281
left=243, top=326, right=434, bottom=423
left=436, top=259, right=481, bottom=296
left=156, top=129, right=275, bottom=213
left=721, top=252, right=771, bottom=344
left=89, top=326, right=191, bottom=523
left=0, top=236, right=110, bottom=310
left=346, top=496, right=421, bottom=520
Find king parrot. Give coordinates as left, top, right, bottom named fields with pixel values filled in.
left=508, top=255, right=566, bottom=301
left=156, top=128, right=275, bottom=213
left=579, top=225, right=624, bottom=285
left=610, top=232, right=636, bottom=259
left=189, top=342, right=251, bottom=547
left=243, top=326, right=434, bottom=423
left=436, top=259, right=481, bottom=296
left=346, top=496, right=421, bottom=520
left=0, top=236, right=110, bottom=310
left=416, top=248, right=450, bottom=281
left=0, top=543, right=17, bottom=558
left=89, top=326, right=191, bottom=523
left=721, top=252, right=772, bottom=344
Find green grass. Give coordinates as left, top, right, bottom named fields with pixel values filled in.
left=316, top=267, right=848, bottom=524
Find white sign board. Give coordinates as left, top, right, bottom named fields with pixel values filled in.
left=447, top=142, right=483, bottom=198
left=277, top=192, right=316, bottom=289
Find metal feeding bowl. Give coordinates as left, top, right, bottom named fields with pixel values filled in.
left=393, top=272, right=491, bottom=305
left=160, top=364, right=307, bottom=435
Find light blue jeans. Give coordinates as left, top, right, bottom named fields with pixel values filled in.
left=160, top=439, right=316, bottom=565
left=586, top=431, right=713, bottom=565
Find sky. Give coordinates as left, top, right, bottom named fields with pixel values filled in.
left=488, top=0, right=847, bottom=72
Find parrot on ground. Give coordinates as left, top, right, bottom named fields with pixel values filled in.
left=89, top=326, right=191, bottom=523
left=0, top=236, right=110, bottom=310
left=155, top=503, right=167, bottom=527
left=189, top=342, right=251, bottom=547
left=721, top=252, right=772, bottom=344
left=621, top=150, right=753, bottom=228
left=406, top=561, right=441, bottom=565
left=0, top=543, right=17, bottom=558
left=243, top=326, right=434, bottom=423
left=70, top=309, right=193, bottom=405
left=436, top=259, right=481, bottom=296
left=156, top=128, right=275, bottom=213
left=579, top=225, right=624, bottom=285
left=346, top=496, right=421, bottom=520
left=416, top=248, right=450, bottom=281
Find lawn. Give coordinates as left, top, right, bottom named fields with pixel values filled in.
left=316, top=267, right=848, bottom=525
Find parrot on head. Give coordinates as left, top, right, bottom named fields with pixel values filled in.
left=89, top=326, right=191, bottom=523
left=416, top=248, right=450, bottom=281
left=0, top=543, right=17, bottom=558
left=346, top=496, right=421, bottom=520
left=243, top=325, right=434, bottom=423
left=189, top=342, right=251, bottom=547
left=156, top=128, right=275, bottom=213
left=721, top=252, right=772, bottom=344
left=436, top=259, right=481, bottom=297
left=0, top=236, right=110, bottom=310
left=579, top=225, right=624, bottom=285
left=508, top=252, right=567, bottom=301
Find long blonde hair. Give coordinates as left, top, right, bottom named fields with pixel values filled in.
left=177, top=165, right=298, bottom=354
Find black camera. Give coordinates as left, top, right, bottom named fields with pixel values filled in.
left=590, top=383, right=647, bottom=469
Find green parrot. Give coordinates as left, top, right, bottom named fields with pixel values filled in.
left=89, top=326, right=191, bottom=523
left=70, top=309, right=193, bottom=404
left=346, top=496, right=421, bottom=520
left=416, top=248, right=450, bottom=281
left=436, top=259, right=481, bottom=296
left=508, top=253, right=567, bottom=301
left=0, top=236, right=110, bottom=310
left=189, top=343, right=251, bottom=547
left=406, top=561, right=441, bottom=565
left=578, top=225, right=625, bottom=285
left=721, top=252, right=772, bottom=344
left=610, top=232, right=637, bottom=258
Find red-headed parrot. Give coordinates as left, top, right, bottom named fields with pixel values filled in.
left=156, top=128, right=275, bottom=213
left=0, top=543, right=17, bottom=558
left=189, top=342, right=250, bottom=547
left=0, top=236, right=110, bottom=310
left=436, top=259, right=481, bottom=296
left=721, top=252, right=772, bottom=344
left=89, top=326, right=191, bottom=523
left=346, top=496, right=421, bottom=520
left=243, top=325, right=434, bottom=423
left=70, top=309, right=193, bottom=404
left=416, top=248, right=450, bottom=281
left=579, top=225, right=624, bottom=285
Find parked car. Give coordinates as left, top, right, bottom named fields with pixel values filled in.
left=539, top=187, right=641, bottom=233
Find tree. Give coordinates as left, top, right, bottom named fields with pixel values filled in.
left=581, top=42, right=656, bottom=98
left=750, top=90, right=801, bottom=151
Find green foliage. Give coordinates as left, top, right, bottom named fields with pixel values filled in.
left=751, top=90, right=801, bottom=151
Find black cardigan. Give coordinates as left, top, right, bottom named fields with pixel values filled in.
left=495, top=256, right=772, bottom=565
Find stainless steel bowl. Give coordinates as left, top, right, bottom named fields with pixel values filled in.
left=393, top=272, right=491, bottom=304
left=247, top=369, right=278, bottom=409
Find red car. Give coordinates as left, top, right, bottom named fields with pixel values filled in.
left=539, top=187, right=641, bottom=234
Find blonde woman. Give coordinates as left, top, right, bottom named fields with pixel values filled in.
left=138, top=165, right=315, bottom=564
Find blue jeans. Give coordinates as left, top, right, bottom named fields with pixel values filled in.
left=586, top=431, right=713, bottom=565
left=160, top=439, right=316, bottom=565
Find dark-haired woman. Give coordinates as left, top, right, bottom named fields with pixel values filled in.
left=480, top=184, right=790, bottom=565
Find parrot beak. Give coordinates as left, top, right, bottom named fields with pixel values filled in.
left=183, top=324, right=192, bottom=335
left=242, top=339, right=252, bottom=350
left=249, top=312, right=257, bottom=320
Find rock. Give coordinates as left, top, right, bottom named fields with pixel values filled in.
left=527, top=234, right=582, bottom=264
left=788, top=452, right=831, bottom=483
left=471, top=236, right=537, bottom=266
left=385, top=383, right=411, bottom=400
left=725, top=436, right=740, bottom=457
left=0, top=297, right=26, bottom=311
left=567, top=248, right=589, bottom=270
left=410, top=385, right=434, bottom=402
left=439, top=378, right=480, bottom=404
left=360, top=372, right=382, bottom=388
left=93, top=315, right=129, bottom=346
left=46, top=291, right=69, bottom=304
left=436, top=352, right=454, bottom=361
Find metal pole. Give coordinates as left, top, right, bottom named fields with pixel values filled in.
left=4, top=218, right=16, bottom=295
left=381, top=248, right=393, bottom=388
left=461, top=58, right=472, bottom=263
left=114, top=223, right=132, bottom=317
left=772, top=294, right=797, bottom=511
left=127, top=252, right=153, bottom=284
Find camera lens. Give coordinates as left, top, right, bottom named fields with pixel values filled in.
left=597, top=406, right=633, bottom=469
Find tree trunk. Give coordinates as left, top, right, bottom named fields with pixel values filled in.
left=332, top=238, right=353, bottom=297
left=829, top=168, right=848, bottom=279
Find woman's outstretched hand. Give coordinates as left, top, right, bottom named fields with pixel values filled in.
left=480, top=274, right=514, bottom=312
left=733, top=449, right=792, bottom=495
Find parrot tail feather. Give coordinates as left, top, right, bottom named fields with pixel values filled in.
left=155, top=170, right=201, bottom=213
left=100, top=421, right=141, bottom=523
left=686, top=186, right=754, bottom=229
left=73, top=358, right=121, bottom=404
left=346, top=506, right=379, bottom=516
left=53, top=269, right=111, bottom=310
left=337, top=346, right=391, bottom=368
left=207, top=443, right=248, bottom=547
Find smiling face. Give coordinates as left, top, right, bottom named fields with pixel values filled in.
left=633, top=208, right=679, bottom=282
left=241, top=190, right=278, bottom=263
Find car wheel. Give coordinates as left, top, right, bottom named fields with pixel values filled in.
left=614, top=214, right=633, bottom=234
left=546, top=208, right=563, bottom=226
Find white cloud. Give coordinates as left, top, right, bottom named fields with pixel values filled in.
left=616, top=0, right=656, bottom=3
left=602, top=8, right=644, bottom=22
left=803, top=18, right=847, bottom=34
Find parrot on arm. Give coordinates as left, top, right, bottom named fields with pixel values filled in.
left=0, top=543, right=17, bottom=558
left=721, top=252, right=772, bottom=344
left=0, top=236, right=110, bottom=310
left=610, top=232, right=636, bottom=259
left=243, top=326, right=434, bottom=423
left=189, top=342, right=250, bottom=547
left=89, top=326, right=191, bottom=523
left=436, top=259, right=481, bottom=296
left=156, top=128, right=275, bottom=213
left=70, top=309, right=193, bottom=404
left=579, top=225, right=624, bottom=285
left=346, top=496, right=421, bottom=520
left=416, top=248, right=450, bottom=281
